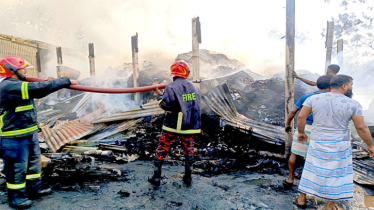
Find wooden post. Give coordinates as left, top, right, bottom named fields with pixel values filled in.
left=56, top=46, right=63, bottom=100
left=325, top=21, right=334, bottom=73
left=337, top=39, right=343, bottom=70
left=192, top=17, right=201, bottom=88
left=36, top=43, right=43, bottom=106
left=56, top=47, right=63, bottom=65
left=285, top=0, right=295, bottom=157
left=131, top=33, right=140, bottom=103
left=88, top=43, right=96, bottom=84
left=36, top=43, right=42, bottom=78
left=88, top=43, right=96, bottom=111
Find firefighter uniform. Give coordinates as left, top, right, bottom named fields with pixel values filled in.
left=0, top=77, right=71, bottom=205
left=148, top=74, right=201, bottom=186
left=156, top=77, right=201, bottom=160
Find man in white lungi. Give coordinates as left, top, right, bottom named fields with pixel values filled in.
left=295, top=75, right=374, bottom=210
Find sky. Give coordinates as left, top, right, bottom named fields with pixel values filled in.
left=0, top=0, right=356, bottom=78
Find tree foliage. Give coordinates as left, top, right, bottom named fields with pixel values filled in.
left=323, top=0, right=374, bottom=57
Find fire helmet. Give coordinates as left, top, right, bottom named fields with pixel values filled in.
left=0, top=56, right=32, bottom=78
left=170, top=60, right=190, bottom=79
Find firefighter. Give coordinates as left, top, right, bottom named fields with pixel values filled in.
left=0, top=56, right=78, bottom=208
left=148, top=60, right=201, bottom=186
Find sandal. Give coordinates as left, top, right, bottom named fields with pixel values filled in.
left=295, top=196, right=307, bottom=209
left=283, top=179, right=293, bottom=189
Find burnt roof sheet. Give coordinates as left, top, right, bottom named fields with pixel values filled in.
left=353, top=158, right=374, bottom=185
left=41, top=119, right=94, bottom=153
left=86, top=118, right=143, bottom=141
left=57, top=66, right=81, bottom=80
left=93, top=101, right=164, bottom=124
left=202, top=83, right=285, bottom=146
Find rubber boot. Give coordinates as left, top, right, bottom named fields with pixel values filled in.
left=148, top=160, right=163, bottom=186
left=183, top=156, right=194, bottom=186
left=29, top=187, right=52, bottom=200
left=10, top=200, right=32, bottom=209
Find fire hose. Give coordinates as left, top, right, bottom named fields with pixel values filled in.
left=25, top=77, right=167, bottom=94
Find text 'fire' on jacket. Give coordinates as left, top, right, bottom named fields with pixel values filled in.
left=157, top=77, right=201, bottom=134
left=0, top=77, right=71, bottom=138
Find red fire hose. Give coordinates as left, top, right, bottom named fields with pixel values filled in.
left=25, top=77, right=167, bottom=94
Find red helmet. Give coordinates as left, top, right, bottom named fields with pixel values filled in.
left=170, top=60, right=190, bottom=78
left=0, top=56, right=32, bottom=78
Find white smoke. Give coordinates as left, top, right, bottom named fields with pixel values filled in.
left=91, top=64, right=138, bottom=115
left=0, top=0, right=350, bottom=78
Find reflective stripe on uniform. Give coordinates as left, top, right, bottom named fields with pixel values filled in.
left=21, top=82, right=29, bottom=100
left=15, top=105, right=34, bottom=112
left=177, top=112, right=183, bottom=131
left=0, top=111, right=6, bottom=133
left=7, top=182, right=26, bottom=189
left=0, top=125, right=38, bottom=137
left=158, top=99, right=162, bottom=104
left=162, top=125, right=201, bottom=134
left=26, top=173, right=41, bottom=180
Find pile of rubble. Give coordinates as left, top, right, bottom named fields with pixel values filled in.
left=176, top=49, right=268, bottom=80
left=27, top=66, right=300, bottom=182
left=200, top=70, right=308, bottom=127
left=1, top=50, right=372, bottom=193
left=2, top=51, right=314, bottom=181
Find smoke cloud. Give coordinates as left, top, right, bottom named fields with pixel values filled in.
left=1, top=0, right=374, bottom=114
left=0, top=0, right=347, bottom=78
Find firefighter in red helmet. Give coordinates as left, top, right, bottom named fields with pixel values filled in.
left=0, top=56, right=78, bottom=208
left=148, top=60, right=201, bottom=186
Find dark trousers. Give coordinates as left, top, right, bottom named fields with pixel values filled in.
left=156, top=131, right=194, bottom=160
left=0, top=134, right=42, bottom=205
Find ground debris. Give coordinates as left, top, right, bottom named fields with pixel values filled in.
left=118, top=189, right=131, bottom=197
left=169, top=201, right=183, bottom=207
left=42, top=153, right=121, bottom=180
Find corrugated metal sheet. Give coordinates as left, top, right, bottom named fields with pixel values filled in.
left=59, top=93, right=86, bottom=104
left=40, top=120, right=94, bottom=153
left=79, top=104, right=106, bottom=124
left=351, top=142, right=374, bottom=185
left=0, top=33, right=53, bottom=78
left=0, top=33, right=88, bottom=80
left=202, top=83, right=285, bottom=146
left=38, top=109, right=64, bottom=119
left=0, top=33, right=52, bottom=49
left=0, top=38, right=39, bottom=77
left=93, top=101, right=164, bottom=123
left=71, top=93, right=92, bottom=118
left=37, top=109, right=65, bottom=128
left=353, top=158, right=374, bottom=185
left=86, top=118, right=143, bottom=141
left=57, top=66, right=81, bottom=80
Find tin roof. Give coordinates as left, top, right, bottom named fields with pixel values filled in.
left=202, top=83, right=285, bottom=146
left=40, top=120, right=94, bottom=153
left=86, top=118, right=143, bottom=141
left=93, top=101, right=164, bottom=123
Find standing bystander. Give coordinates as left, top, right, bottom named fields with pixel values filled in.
left=283, top=75, right=332, bottom=188
left=295, top=75, right=374, bottom=210
left=293, top=64, right=340, bottom=86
